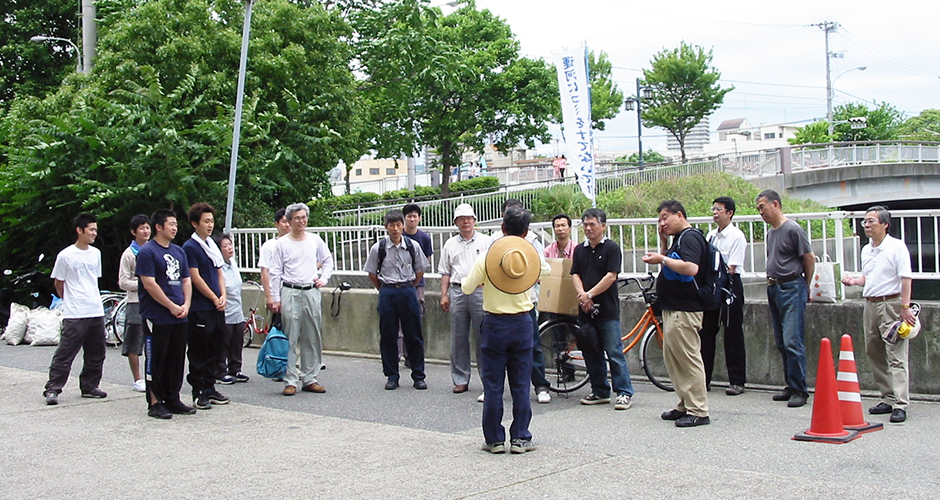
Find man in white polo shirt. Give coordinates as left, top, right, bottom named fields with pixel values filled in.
left=842, top=205, right=915, bottom=423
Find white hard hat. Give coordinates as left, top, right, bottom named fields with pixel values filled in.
left=882, top=303, right=921, bottom=343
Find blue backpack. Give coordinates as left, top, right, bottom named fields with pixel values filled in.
left=256, top=326, right=289, bottom=379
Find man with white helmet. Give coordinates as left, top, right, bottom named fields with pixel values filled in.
left=842, top=205, right=915, bottom=423
left=439, top=204, right=492, bottom=394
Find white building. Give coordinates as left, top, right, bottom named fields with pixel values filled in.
left=665, top=117, right=710, bottom=155
left=704, top=118, right=803, bottom=156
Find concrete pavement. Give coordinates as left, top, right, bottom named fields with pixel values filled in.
left=1, top=343, right=938, bottom=499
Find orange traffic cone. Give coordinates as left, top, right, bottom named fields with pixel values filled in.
left=793, top=337, right=860, bottom=443
left=837, top=334, right=883, bottom=433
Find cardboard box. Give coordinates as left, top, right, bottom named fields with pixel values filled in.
left=538, top=258, right=579, bottom=316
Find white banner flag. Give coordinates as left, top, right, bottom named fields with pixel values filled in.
left=554, top=48, right=595, bottom=205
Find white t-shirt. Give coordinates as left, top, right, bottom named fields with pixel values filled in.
left=861, top=235, right=913, bottom=298
left=51, top=244, right=105, bottom=319
left=257, top=237, right=279, bottom=269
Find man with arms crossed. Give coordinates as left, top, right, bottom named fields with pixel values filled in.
left=842, top=206, right=914, bottom=423
left=43, top=214, right=108, bottom=405
left=643, top=201, right=710, bottom=427
left=439, top=203, right=491, bottom=394
left=118, top=214, right=152, bottom=393
left=572, top=208, right=635, bottom=411
left=757, top=189, right=815, bottom=408
left=700, top=197, right=748, bottom=395
left=269, top=203, right=334, bottom=396
left=137, top=209, right=196, bottom=419
left=182, top=203, right=230, bottom=409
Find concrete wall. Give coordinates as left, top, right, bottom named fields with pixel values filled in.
left=286, top=285, right=940, bottom=395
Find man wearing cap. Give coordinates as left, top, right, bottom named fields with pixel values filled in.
left=842, top=205, right=914, bottom=423
left=364, top=210, right=431, bottom=390
left=439, top=203, right=492, bottom=394
left=462, top=206, right=550, bottom=454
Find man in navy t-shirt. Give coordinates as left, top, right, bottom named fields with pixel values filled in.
left=137, top=209, right=195, bottom=419
left=181, top=203, right=230, bottom=409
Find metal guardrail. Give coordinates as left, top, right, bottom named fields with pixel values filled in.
left=232, top=209, right=940, bottom=280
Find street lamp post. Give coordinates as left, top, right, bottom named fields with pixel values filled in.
left=623, top=77, right=653, bottom=167
left=827, top=66, right=866, bottom=136
left=29, top=35, right=82, bottom=73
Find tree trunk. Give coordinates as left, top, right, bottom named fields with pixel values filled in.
left=345, top=167, right=351, bottom=195
left=440, top=140, right=452, bottom=197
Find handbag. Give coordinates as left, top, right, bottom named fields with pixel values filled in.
left=811, top=256, right=842, bottom=303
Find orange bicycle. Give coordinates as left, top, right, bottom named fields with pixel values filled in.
left=539, top=272, right=673, bottom=393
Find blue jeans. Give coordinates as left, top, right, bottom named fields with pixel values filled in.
left=480, top=313, right=533, bottom=444
left=530, top=308, right=550, bottom=390
left=582, top=319, right=634, bottom=398
left=767, top=280, right=808, bottom=394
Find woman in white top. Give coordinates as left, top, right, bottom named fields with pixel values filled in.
left=215, top=233, right=249, bottom=384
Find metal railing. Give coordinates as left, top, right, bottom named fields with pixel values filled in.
left=232, top=209, right=940, bottom=280
left=787, top=142, right=940, bottom=173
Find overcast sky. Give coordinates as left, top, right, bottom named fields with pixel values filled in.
left=472, top=0, right=940, bottom=154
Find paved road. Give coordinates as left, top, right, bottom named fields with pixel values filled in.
left=1, top=342, right=938, bottom=499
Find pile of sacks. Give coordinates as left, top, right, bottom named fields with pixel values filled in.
left=1, top=303, right=62, bottom=346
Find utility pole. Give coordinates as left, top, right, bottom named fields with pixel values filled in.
left=81, top=0, right=96, bottom=73
left=815, top=21, right=839, bottom=137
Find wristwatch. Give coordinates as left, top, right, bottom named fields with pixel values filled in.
left=902, top=304, right=911, bottom=309
left=587, top=292, right=593, bottom=299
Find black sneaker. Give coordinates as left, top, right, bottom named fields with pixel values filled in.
left=234, top=373, right=250, bottom=383
left=148, top=403, right=173, bottom=420
left=44, top=391, right=58, bottom=406
left=165, top=401, right=197, bottom=415
left=772, top=388, right=793, bottom=401
left=787, top=392, right=808, bottom=408
left=890, top=408, right=907, bottom=423
left=661, top=409, right=687, bottom=421
left=194, top=394, right=212, bottom=410
left=81, top=388, right=107, bottom=399
left=216, top=375, right=235, bottom=385
left=675, top=415, right=710, bottom=427
left=207, top=390, right=230, bottom=405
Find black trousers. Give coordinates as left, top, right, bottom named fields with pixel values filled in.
left=217, top=321, right=246, bottom=377
left=45, top=317, right=106, bottom=394
left=144, top=320, right=187, bottom=408
left=187, top=309, right=225, bottom=397
left=699, top=274, right=747, bottom=387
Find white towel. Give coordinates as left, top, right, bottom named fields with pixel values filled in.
left=190, top=233, right=225, bottom=268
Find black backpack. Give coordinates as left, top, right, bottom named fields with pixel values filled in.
left=377, top=235, right=418, bottom=273
left=676, top=227, right=734, bottom=311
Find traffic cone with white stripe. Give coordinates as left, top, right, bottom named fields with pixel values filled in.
left=837, top=334, right=883, bottom=433
left=793, top=337, right=860, bottom=443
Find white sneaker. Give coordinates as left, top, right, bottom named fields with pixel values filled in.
left=132, top=379, right=146, bottom=392
left=614, top=394, right=633, bottom=410
left=537, top=390, right=552, bottom=404
left=477, top=392, right=485, bottom=403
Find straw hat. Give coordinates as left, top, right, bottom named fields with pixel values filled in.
left=485, top=235, right=540, bottom=294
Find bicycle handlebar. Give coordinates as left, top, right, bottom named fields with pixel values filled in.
left=617, top=272, right=656, bottom=293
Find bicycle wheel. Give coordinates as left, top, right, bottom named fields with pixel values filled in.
left=640, top=323, right=673, bottom=391
left=102, top=296, right=124, bottom=346
left=243, top=320, right=254, bottom=348
left=539, top=319, right=589, bottom=393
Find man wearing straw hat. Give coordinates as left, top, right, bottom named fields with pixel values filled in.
left=842, top=205, right=915, bottom=423
left=462, top=206, right=550, bottom=454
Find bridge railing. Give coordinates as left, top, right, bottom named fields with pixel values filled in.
left=788, top=142, right=940, bottom=172
left=232, top=209, right=940, bottom=280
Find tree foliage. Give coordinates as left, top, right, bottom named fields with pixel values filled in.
left=0, top=0, right=361, bottom=276
left=789, top=101, right=905, bottom=145
left=641, top=42, right=732, bottom=162
left=616, top=149, right=667, bottom=165
left=898, top=109, right=940, bottom=141
left=353, top=0, right=556, bottom=196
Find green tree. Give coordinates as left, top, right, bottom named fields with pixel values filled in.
left=0, top=0, right=360, bottom=274
left=641, top=42, right=732, bottom=162
left=898, top=109, right=940, bottom=141
left=790, top=102, right=905, bottom=145
left=353, top=0, right=556, bottom=196
left=616, top=149, right=666, bottom=165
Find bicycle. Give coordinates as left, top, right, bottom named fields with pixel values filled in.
left=101, top=291, right=127, bottom=347
left=539, top=272, right=673, bottom=393
left=242, top=281, right=269, bottom=347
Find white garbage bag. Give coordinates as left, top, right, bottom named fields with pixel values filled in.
left=27, top=307, right=62, bottom=346
left=3, top=303, right=29, bottom=345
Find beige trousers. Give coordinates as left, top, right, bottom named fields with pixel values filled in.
left=663, top=310, right=708, bottom=416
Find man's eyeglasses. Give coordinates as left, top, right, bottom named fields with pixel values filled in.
left=710, top=207, right=725, bottom=213
left=861, top=219, right=881, bottom=227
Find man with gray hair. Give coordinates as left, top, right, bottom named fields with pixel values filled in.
left=842, top=206, right=914, bottom=423
left=269, top=203, right=334, bottom=396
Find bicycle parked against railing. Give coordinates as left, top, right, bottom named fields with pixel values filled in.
left=242, top=281, right=269, bottom=347
left=100, top=291, right=127, bottom=347
left=539, top=272, right=672, bottom=393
